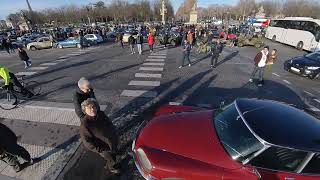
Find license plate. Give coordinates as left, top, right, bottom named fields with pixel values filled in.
left=291, top=67, right=300, bottom=72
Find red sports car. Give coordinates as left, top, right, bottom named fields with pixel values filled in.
left=132, top=98, right=320, bottom=180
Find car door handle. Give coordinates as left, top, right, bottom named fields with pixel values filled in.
left=285, top=178, right=295, bottom=180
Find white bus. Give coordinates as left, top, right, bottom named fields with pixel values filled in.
left=265, top=17, right=320, bottom=52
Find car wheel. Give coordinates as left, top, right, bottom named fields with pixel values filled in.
left=309, top=73, right=319, bottom=80
left=30, top=46, right=37, bottom=51
left=58, top=44, right=63, bottom=49
left=272, top=35, right=276, bottom=42
left=297, top=41, right=304, bottom=50
left=171, top=41, right=176, bottom=46
left=76, top=44, right=82, bottom=49
left=238, top=42, right=243, bottom=47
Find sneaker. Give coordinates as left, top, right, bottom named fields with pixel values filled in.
left=188, top=64, right=191, bottom=67
left=249, top=79, right=253, bottom=83
left=24, top=66, right=28, bottom=69
left=258, top=83, right=263, bottom=87
left=131, top=52, right=134, bottom=54
left=179, top=66, right=182, bottom=69
left=104, top=165, right=120, bottom=174
left=13, top=165, right=22, bottom=173
left=210, top=65, right=214, bottom=68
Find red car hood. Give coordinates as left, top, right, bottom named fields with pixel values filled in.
left=136, top=110, right=241, bottom=170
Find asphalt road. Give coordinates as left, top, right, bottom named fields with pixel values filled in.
left=0, top=39, right=319, bottom=180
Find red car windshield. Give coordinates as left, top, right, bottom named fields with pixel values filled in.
left=214, top=103, right=264, bottom=162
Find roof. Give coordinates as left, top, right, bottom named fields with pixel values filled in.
left=235, top=98, right=320, bottom=153
left=272, top=18, right=320, bottom=25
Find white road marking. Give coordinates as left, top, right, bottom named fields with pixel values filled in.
left=142, top=62, right=165, bottom=66
left=121, top=90, right=157, bottom=98
left=225, top=62, right=251, bottom=65
left=304, top=91, right=314, bottom=96
left=55, top=59, right=68, bottom=62
left=128, top=80, right=160, bottom=87
left=272, top=73, right=280, bottom=77
left=148, top=56, right=166, bottom=59
left=28, top=67, right=48, bottom=70
left=15, top=72, right=37, bottom=76
left=57, top=56, right=69, bottom=59
left=146, top=59, right=165, bottom=62
left=309, top=107, right=320, bottom=112
left=40, top=63, right=57, bottom=66
left=314, top=99, right=320, bottom=104
left=283, top=80, right=291, bottom=85
left=135, top=73, right=162, bottom=78
left=139, top=67, right=164, bottom=71
left=169, top=102, right=182, bottom=105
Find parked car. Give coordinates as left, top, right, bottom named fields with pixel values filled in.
left=27, top=37, right=53, bottom=50
left=132, top=98, right=320, bottom=180
left=84, top=34, right=104, bottom=44
left=284, top=51, right=320, bottom=79
left=55, top=37, right=90, bottom=49
left=123, top=31, right=138, bottom=43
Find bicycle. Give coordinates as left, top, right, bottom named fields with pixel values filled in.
left=0, top=76, right=41, bottom=110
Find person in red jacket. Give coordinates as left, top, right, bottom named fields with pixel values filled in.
left=147, top=32, right=154, bottom=53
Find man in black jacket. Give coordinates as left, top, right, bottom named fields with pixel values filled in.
left=210, top=39, right=223, bottom=68
left=128, top=34, right=136, bottom=54
left=0, top=123, right=33, bottom=172
left=80, top=98, right=120, bottom=174
left=73, top=77, right=96, bottom=123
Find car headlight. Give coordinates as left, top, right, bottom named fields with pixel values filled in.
left=136, top=148, right=153, bottom=173
left=306, top=66, right=320, bottom=70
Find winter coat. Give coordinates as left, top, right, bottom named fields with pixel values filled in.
left=0, top=123, right=18, bottom=154
left=18, top=50, right=29, bottom=61
left=187, top=33, right=193, bottom=44
left=80, top=111, right=118, bottom=153
left=136, top=34, right=143, bottom=44
left=73, top=88, right=96, bottom=122
left=147, top=34, right=154, bottom=45
left=128, top=35, right=135, bottom=45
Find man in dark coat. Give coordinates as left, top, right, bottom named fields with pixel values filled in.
left=73, top=77, right=96, bottom=123
left=80, top=98, right=120, bottom=174
left=0, top=123, right=33, bottom=172
left=210, top=39, right=223, bottom=68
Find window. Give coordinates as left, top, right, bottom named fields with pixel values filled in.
left=38, top=39, right=43, bottom=42
left=250, top=147, right=308, bottom=172
left=214, top=103, right=264, bottom=162
left=302, top=154, right=320, bottom=174
left=305, top=52, right=320, bottom=62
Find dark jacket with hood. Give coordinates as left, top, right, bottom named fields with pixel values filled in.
left=18, top=49, right=29, bottom=61
left=73, top=88, right=96, bottom=122
left=80, top=111, right=118, bottom=153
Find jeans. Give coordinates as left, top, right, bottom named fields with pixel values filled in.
left=120, top=40, right=124, bottom=48
left=130, top=45, right=135, bottom=54
left=211, top=53, right=219, bottom=66
left=137, top=44, right=142, bottom=54
left=23, top=60, right=31, bottom=67
left=250, top=66, right=265, bottom=82
left=181, top=52, right=191, bottom=66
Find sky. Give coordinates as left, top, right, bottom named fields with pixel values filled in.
left=0, top=0, right=237, bottom=20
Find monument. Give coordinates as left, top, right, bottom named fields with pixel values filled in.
left=189, top=0, right=198, bottom=24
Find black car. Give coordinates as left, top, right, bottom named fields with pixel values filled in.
left=284, top=51, right=320, bottom=79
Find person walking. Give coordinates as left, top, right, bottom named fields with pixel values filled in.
left=73, top=77, right=96, bottom=123
left=179, top=40, right=192, bottom=68
left=147, top=32, right=154, bottom=53
left=136, top=32, right=143, bottom=55
left=128, top=34, right=136, bottom=54
left=163, top=31, right=169, bottom=47
left=0, top=123, right=34, bottom=172
left=118, top=33, right=124, bottom=49
left=80, top=98, right=120, bottom=174
left=210, top=39, right=223, bottom=68
left=187, top=31, right=193, bottom=49
left=2, top=38, right=10, bottom=54
left=17, top=47, right=31, bottom=69
left=249, top=46, right=270, bottom=86
left=265, top=49, right=278, bottom=76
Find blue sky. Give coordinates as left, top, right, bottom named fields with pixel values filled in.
left=0, top=0, right=237, bottom=20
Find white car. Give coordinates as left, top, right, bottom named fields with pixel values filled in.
left=27, top=37, right=53, bottom=51
left=84, top=34, right=104, bottom=44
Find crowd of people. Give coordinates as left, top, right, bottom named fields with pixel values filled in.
left=0, top=22, right=280, bottom=174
